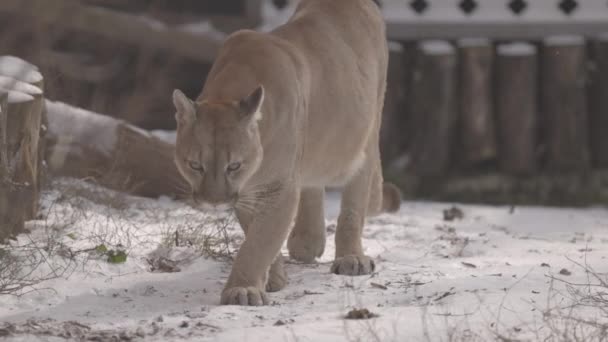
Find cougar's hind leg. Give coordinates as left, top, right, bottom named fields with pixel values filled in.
left=287, top=187, right=326, bottom=263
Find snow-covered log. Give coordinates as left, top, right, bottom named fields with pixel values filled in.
left=45, top=101, right=188, bottom=198
left=541, top=36, right=590, bottom=172
left=456, top=39, right=496, bottom=168
left=496, top=43, right=538, bottom=175
left=409, top=40, right=456, bottom=176
left=589, top=33, right=608, bottom=168
left=0, top=56, right=45, bottom=241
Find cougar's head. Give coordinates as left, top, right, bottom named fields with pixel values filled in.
left=173, top=85, right=265, bottom=212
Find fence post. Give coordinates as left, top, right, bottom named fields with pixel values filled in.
left=590, top=33, right=608, bottom=168
left=380, top=42, right=413, bottom=169
left=409, top=40, right=457, bottom=176
left=496, top=42, right=538, bottom=175
left=541, top=35, right=590, bottom=172
left=457, top=38, right=496, bottom=168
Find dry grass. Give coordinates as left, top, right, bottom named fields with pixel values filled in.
left=0, top=177, right=241, bottom=296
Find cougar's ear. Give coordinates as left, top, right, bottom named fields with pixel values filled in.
left=173, top=89, right=196, bottom=124
left=238, top=84, right=264, bottom=121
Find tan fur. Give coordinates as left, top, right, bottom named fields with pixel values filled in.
left=173, top=0, right=401, bottom=306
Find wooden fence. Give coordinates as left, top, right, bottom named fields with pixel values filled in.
left=2, top=0, right=608, bottom=205
left=380, top=34, right=608, bottom=205
left=374, top=0, right=608, bottom=204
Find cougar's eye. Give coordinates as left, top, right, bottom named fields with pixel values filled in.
left=226, top=162, right=242, bottom=173
left=188, top=160, right=205, bottom=173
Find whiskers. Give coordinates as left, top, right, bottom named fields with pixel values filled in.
left=234, top=181, right=284, bottom=216
left=169, top=177, right=192, bottom=199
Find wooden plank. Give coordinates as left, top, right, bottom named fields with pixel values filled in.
left=541, top=35, right=590, bottom=172
left=589, top=33, right=608, bottom=168
left=386, top=21, right=608, bottom=41
left=408, top=40, right=457, bottom=176
left=457, top=38, right=496, bottom=167
left=496, top=42, right=538, bottom=175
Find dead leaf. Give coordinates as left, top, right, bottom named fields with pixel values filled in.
left=370, top=282, right=388, bottom=290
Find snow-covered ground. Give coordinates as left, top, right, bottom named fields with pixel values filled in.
left=1, top=179, right=607, bottom=341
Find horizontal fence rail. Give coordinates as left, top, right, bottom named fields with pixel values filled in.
left=379, top=0, right=608, bottom=39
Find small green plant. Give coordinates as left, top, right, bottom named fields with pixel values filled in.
left=95, top=244, right=108, bottom=254
left=93, top=244, right=127, bottom=264
left=106, top=250, right=127, bottom=264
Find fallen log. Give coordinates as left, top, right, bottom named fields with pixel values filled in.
left=46, top=101, right=188, bottom=198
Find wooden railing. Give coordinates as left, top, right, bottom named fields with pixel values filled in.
left=380, top=0, right=608, bottom=39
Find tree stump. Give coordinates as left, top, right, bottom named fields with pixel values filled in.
left=409, top=40, right=457, bottom=176
left=45, top=101, right=188, bottom=198
left=0, top=56, right=46, bottom=213
left=0, top=57, right=44, bottom=241
left=590, top=33, right=608, bottom=168
left=457, top=38, right=497, bottom=168
left=496, top=43, right=539, bottom=175
left=541, top=36, right=590, bottom=172
left=0, top=90, right=38, bottom=241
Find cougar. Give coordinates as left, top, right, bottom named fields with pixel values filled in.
left=173, top=0, right=401, bottom=306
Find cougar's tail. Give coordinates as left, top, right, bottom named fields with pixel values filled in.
left=381, top=182, right=402, bottom=213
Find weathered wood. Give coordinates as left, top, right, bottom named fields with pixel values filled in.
left=0, top=76, right=44, bottom=220
left=380, top=42, right=411, bottom=170
left=0, top=90, right=38, bottom=241
left=408, top=40, right=457, bottom=176
left=496, top=43, right=538, bottom=175
left=457, top=38, right=497, bottom=167
left=0, top=56, right=46, bottom=220
left=245, top=0, right=264, bottom=27
left=0, top=0, right=224, bottom=64
left=391, top=171, right=608, bottom=207
left=541, top=36, right=590, bottom=172
left=590, top=33, right=608, bottom=168
left=46, top=101, right=188, bottom=198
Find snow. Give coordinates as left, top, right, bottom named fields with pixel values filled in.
left=1, top=178, right=607, bottom=341
left=3, top=90, right=33, bottom=104
left=176, top=21, right=227, bottom=41
left=45, top=101, right=119, bottom=169
left=497, top=42, right=537, bottom=56
left=544, top=35, right=586, bottom=46
left=151, top=130, right=177, bottom=144
left=458, top=37, right=491, bottom=47
left=420, top=40, right=455, bottom=55
left=0, top=76, right=43, bottom=96
left=0, top=56, right=43, bottom=85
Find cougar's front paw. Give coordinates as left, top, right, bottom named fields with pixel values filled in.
left=221, top=286, right=269, bottom=306
left=331, top=255, right=375, bottom=276
left=288, top=232, right=326, bottom=263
